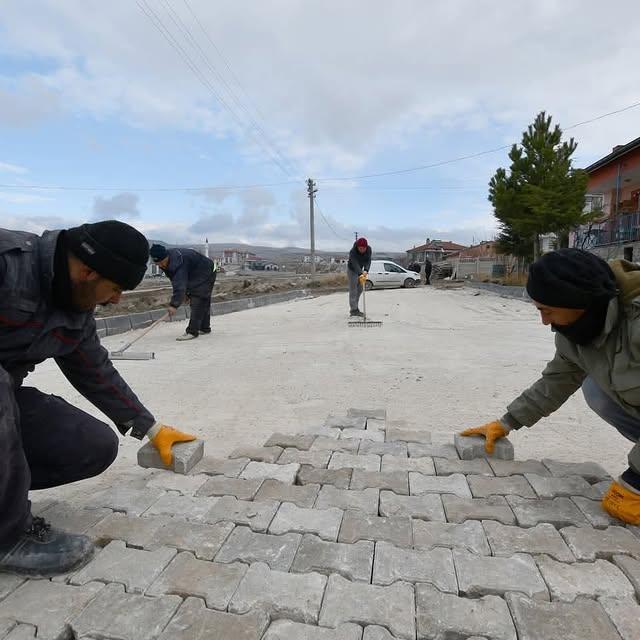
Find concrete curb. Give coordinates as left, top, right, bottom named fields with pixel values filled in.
left=464, top=282, right=530, bottom=302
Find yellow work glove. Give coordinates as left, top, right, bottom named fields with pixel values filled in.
left=602, top=480, right=640, bottom=525
left=151, top=425, right=197, bottom=465
left=460, top=420, right=509, bottom=454
left=358, top=273, right=367, bottom=286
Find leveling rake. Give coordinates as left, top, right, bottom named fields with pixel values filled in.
left=348, top=280, right=383, bottom=328
left=108, top=312, right=169, bottom=361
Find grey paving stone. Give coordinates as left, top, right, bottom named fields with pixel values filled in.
left=70, top=540, right=176, bottom=593
left=189, top=455, right=250, bottom=477
left=525, top=473, right=596, bottom=499
left=304, top=426, right=340, bottom=439
left=310, top=436, right=360, bottom=453
left=0, top=573, right=25, bottom=601
left=34, top=502, right=112, bottom=533
left=269, top=502, right=343, bottom=541
left=291, top=534, right=374, bottom=582
left=338, top=510, right=412, bottom=547
left=196, top=475, right=263, bottom=499
left=442, top=495, right=516, bottom=525
left=229, top=562, right=327, bottom=624
left=536, top=554, right=635, bottom=601
left=483, top=521, right=575, bottom=561
left=0, top=580, right=103, bottom=640
left=454, top=433, right=515, bottom=460
left=434, top=457, right=493, bottom=476
left=265, top=433, right=317, bottom=450
left=328, top=453, right=381, bottom=472
left=360, top=440, right=408, bottom=457
left=147, top=551, right=247, bottom=609
left=386, top=426, right=432, bottom=444
left=348, top=407, right=387, bottom=420
left=71, top=582, right=181, bottom=640
left=599, top=596, right=640, bottom=640
left=204, top=496, right=280, bottom=532
left=278, top=448, right=332, bottom=468
left=148, top=518, right=234, bottom=560
left=2, top=624, right=36, bottom=639
left=410, top=472, right=471, bottom=498
left=316, top=485, right=380, bottom=514
left=297, top=465, right=352, bottom=489
left=145, top=472, right=209, bottom=494
left=379, top=491, right=445, bottom=521
left=341, top=428, right=385, bottom=442
left=350, top=470, right=409, bottom=495
left=506, top=495, right=590, bottom=528
left=627, top=525, right=640, bottom=539
left=255, top=478, right=320, bottom=508
left=488, top=458, right=550, bottom=477
left=591, top=480, right=613, bottom=499
left=542, top=458, right=611, bottom=483
left=319, top=573, right=415, bottom=640
left=506, top=592, right=623, bottom=640
left=362, top=627, right=399, bottom=640
left=572, top=496, right=623, bottom=527
left=416, top=584, right=516, bottom=640
left=264, top=621, right=363, bottom=640
left=560, top=525, right=640, bottom=560
left=86, top=512, right=171, bottom=548
left=137, top=439, right=204, bottom=474
left=413, top=519, right=491, bottom=554
left=381, top=454, right=434, bottom=474
left=158, top=596, right=269, bottom=640
left=467, top=474, right=536, bottom=498
left=453, top=549, right=548, bottom=600
left=366, top=418, right=386, bottom=433
left=230, top=446, right=283, bottom=463
left=409, top=442, right=458, bottom=458
left=373, top=541, right=456, bottom=593
left=143, top=493, right=219, bottom=521
left=216, top=526, right=302, bottom=570
left=89, top=486, right=165, bottom=516
left=241, top=461, right=300, bottom=484
left=613, top=554, right=640, bottom=598
left=325, top=414, right=367, bottom=429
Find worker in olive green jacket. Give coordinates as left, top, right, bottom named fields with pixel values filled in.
left=462, top=248, right=640, bottom=525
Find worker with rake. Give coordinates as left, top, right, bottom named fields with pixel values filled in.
left=348, top=236, right=372, bottom=317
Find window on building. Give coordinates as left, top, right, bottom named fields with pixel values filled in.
left=584, top=194, right=605, bottom=214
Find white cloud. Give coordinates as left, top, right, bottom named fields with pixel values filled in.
left=0, top=161, right=28, bottom=174
left=92, top=192, right=141, bottom=220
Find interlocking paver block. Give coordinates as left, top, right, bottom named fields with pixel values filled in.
left=341, top=428, right=384, bottom=442
left=506, top=592, right=622, bottom=640
left=0, top=573, right=25, bottom=601
left=359, top=440, right=407, bottom=457
left=0, top=580, right=103, bottom=640
left=86, top=512, right=170, bottom=548
left=3, top=624, right=36, bottom=639
left=591, top=480, right=613, bottom=499
left=216, top=526, right=302, bottom=570
left=329, top=453, right=381, bottom=472
left=442, top=495, right=516, bottom=525
left=291, top=534, right=374, bottom=582
left=363, top=627, right=400, bottom=640
left=70, top=540, right=176, bottom=593
left=34, top=502, right=111, bottom=533
left=536, top=554, right=635, bottom=601
left=525, top=473, right=596, bottom=498
left=158, top=597, right=269, bottom=640
left=373, top=541, right=456, bottom=592
left=143, top=493, right=219, bottom=521
left=379, top=491, right=445, bottom=521
left=542, top=458, right=611, bottom=483
left=488, top=458, right=550, bottom=476
left=149, top=519, right=234, bottom=560
left=229, top=562, right=327, bottom=624
left=304, top=426, right=340, bottom=439
left=325, top=414, right=367, bottom=429
left=265, top=433, right=317, bottom=450
left=241, top=461, right=300, bottom=484
left=366, top=418, right=386, bottom=433
left=348, top=407, right=386, bottom=420
left=319, top=573, right=415, bottom=640
left=560, top=525, right=640, bottom=561
left=137, top=439, right=204, bottom=474
left=297, top=464, right=352, bottom=489
left=278, top=448, right=332, bottom=468
left=338, top=510, right=412, bottom=547
left=190, top=455, right=250, bottom=477
left=416, top=584, right=516, bottom=640
left=600, top=596, right=640, bottom=640
left=147, top=551, right=247, bottom=609
left=453, top=549, right=548, bottom=600
left=316, top=485, right=379, bottom=514
left=613, top=554, right=640, bottom=597
left=89, top=486, right=164, bottom=516
left=410, top=472, right=471, bottom=498
left=506, top=495, right=590, bottom=528
left=310, top=436, right=360, bottom=453
left=387, top=427, right=432, bottom=444
left=572, top=496, right=622, bottom=528
left=413, top=519, right=491, bottom=554
left=269, top=502, right=343, bottom=541
left=482, top=521, right=574, bottom=561
left=381, top=454, right=434, bottom=475
left=146, top=472, right=208, bottom=494
left=71, top=582, right=181, bottom=640
left=230, top=446, right=283, bottom=463
left=350, top=470, right=409, bottom=495
left=434, top=457, right=493, bottom=476
left=204, top=496, right=279, bottom=532
left=409, top=442, right=457, bottom=458
left=454, top=433, right=514, bottom=460
left=255, top=478, right=320, bottom=508
left=467, top=474, right=536, bottom=498
left=264, top=620, right=362, bottom=640
left=196, top=476, right=263, bottom=499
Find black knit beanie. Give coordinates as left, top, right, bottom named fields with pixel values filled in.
left=526, top=248, right=618, bottom=309
left=149, top=243, right=168, bottom=262
left=66, top=221, right=149, bottom=290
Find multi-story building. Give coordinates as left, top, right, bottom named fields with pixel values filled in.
left=405, top=239, right=468, bottom=263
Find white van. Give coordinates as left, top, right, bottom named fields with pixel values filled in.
left=365, top=260, right=421, bottom=290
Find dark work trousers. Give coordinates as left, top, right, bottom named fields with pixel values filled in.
left=424, top=265, right=432, bottom=285
left=0, top=369, right=119, bottom=545
left=186, top=274, right=216, bottom=336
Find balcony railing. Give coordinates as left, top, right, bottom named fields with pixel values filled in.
left=573, top=211, right=640, bottom=249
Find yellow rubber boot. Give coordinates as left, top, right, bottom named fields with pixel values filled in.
left=601, top=481, right=640, bottom=525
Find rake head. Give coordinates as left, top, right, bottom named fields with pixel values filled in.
left=348, top=320, right=383, bottom=328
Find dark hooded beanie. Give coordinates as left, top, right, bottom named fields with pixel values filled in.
left=66, top=221, right=149, bottom=290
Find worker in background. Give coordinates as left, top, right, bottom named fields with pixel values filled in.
left=424, top=256, right=432, bottom=285
left=0, top=221, right=196, bottom=576
left=461, top=249, right=640, bottom=524
left=347, top=237, right=372, bottom=317
left=149, top=244, right=217, bottom=341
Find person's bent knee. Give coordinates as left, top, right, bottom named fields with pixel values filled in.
left=92, top=423, right=119, bottom=475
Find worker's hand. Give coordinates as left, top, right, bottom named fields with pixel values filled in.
left=167, top=306, right=178, bottom=317
left=460, top=420, right=509, bottom=454
left=151, top=425, right=197, bottom=465
left=358, top=273, right=367, bottom=286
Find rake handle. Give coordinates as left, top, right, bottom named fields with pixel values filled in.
left=112, top=312, right=169, bottom=354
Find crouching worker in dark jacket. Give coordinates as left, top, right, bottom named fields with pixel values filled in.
left=149, top=244, right=217, bottom=341
left=347, top=237, right=372, bottom=317
left=0, top=221, right=196, bottom=576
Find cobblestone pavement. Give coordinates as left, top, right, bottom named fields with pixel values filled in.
left=1, top=410, right=639, bottom=639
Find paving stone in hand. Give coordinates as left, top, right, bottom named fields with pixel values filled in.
left=379, top=491, right=445, bottom=522
left=230, top=446, right=283, bottom=463
left=263, top=620, right=363, bottom=640
left=269, top=502, right=343, bottom=541
left=297, top=464, right=352, bottom=489
left=409, top=472, right=471, bottom=498
left=560, top=525, right=640, bottom=561
left=254, top=478, right=320, bottom=508
left=338, top=509, right=412, bottom=547
left=316, top=485, right=380, bottom=514
left=442, top=495, right=516, bottom=525
left=412, top=520, right=491, bottom=554
left=264, top=433, right=317, bottom=450
left=454, top=433, right=514, bottom=460
left=467, top=474, right=536, bottom=499
left=524, top=473, right=596, bottom=499
left=328, top=453, right=381, bottom=472
left=506, top=495, right=590, bottom=528
left=381, top=453, right=434, bottom=474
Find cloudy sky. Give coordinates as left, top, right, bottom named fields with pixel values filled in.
left=1, top=0, right=639, bottom=252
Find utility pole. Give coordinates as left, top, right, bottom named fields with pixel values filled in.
left=307, top=178, right=317, bottom=276
left=354, top=232, right=358, bottom=241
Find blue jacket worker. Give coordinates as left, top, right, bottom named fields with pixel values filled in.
left=0, top=221, right=196, bottom=577
left=347, top=237, right=372, bottom=316
left=149, top=244, right=217, bottom=341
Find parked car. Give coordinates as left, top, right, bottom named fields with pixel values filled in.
left=365, top=260, right=422, bottom=290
